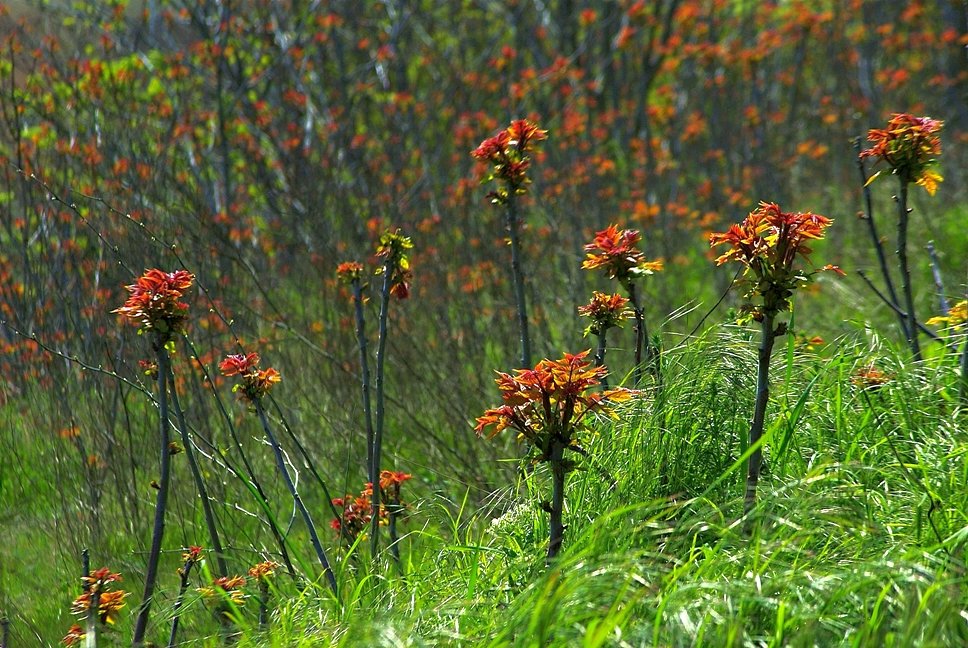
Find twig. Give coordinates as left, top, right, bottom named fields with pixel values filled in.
left=857, top=271, right=955, bottom=352
left=925, top=241, right=950, bottom=315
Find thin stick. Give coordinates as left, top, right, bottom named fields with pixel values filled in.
left=854, top=140, right=907, bottom=337
left=857, top=272, right=954, bottom=351
left=745, top=312, right=777, bottom=518
left=369, top=260, right=394, bottom=559
left=132, top=347, right=173, bottom=647
left=896, top=180, right=922, bottom=360
left=925, top=241, right=950, bottom=315
left=255, top=402, right=337, bottom=595
left=168, top=366, right=228, bottom=577
left=506, top=197, right=532, bottom=368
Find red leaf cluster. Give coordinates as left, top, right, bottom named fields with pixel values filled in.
left=860, top=113, right=943, bottom=194
left=475, top=351, right=635, bottom=454
left=218, top=353, right=281, bottom=402
left=582, top=225, right=663, bottom=286
left=113, top=269, right=195, bottom=340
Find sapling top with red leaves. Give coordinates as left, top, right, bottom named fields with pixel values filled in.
left=472, top=119, right=548, bottom=368
left=710, top=202, right=841, bottom=517
left=578, top=291, right=633, bottom=387
left=860, top=113, right=944, bottom=361
left=476, top=351, right=636, bottom=559
left=113, top=268, right=194, bottom=647
left=219, top=353, right=338, bottom=595
left=582, top=225, right=663, bottom=385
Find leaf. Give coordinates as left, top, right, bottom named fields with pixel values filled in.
left=864, top=169, right=883, bottom=187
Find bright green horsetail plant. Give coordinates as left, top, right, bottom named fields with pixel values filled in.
left=63, top=567, right=129, bottom=647
left=710, top=202, right=841, bottom=517
left=368, top=229, right=412, bottom=561
left=578, top=292, right=633, bottom=389
left=476, top=351, right=636, bottom=560
left=582, top=225, right=663, bottom=386
left=860, top=113, right=944, bottom=362
left=113, top=268, right=194, bottom=647
left=472, top=119, right=548, bottom=368
left=219, top=353, right=338, bottom=595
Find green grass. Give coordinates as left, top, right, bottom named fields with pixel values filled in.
left=6, top=326, right=964, bottom=646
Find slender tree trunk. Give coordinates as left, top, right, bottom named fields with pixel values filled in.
left=351, top=280, right=375, bottom=483
left=547, top=440, right=567, bottom=560
left=855, top=142, right=907, bottom=338
left=370, top=262, right=394, bottom=559
left=506, top=197, right=531, bottom=368
left=168, top=366, right=227, bottom=577
left=896, top=180, right=922, bottom=361
left=132, top=347, right=172, bottom=647
left=166, top=557, right=196, bottom=648
left=255, top=403, right=337, bottom=595
left=626, top=283, right=650, bottom=386
left=594, top=331, right=608, bottom=389
left=745, top=312, right=776, bottom=517
left=85, top=589, right=100, bottom=648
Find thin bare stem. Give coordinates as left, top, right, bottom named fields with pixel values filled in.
left=166, top=556, right=198, bottom=648
left=925, top=241, right=950, bottom=315
left=854, top=140, right=907, bottom=337
left=370, top=261, right=393, bottom=559
left=132, top=346, right=172, bottom=647
left=351, top=279, right=375, bottom=485
left=547, top=439, right=567, bottom=560
left=896, top=180, right=922, bottom=361
left=594, top=330, right=609, bottom=389
left=856, top=271, right=954, bottom=352
left=745, top=312, right=777, bottom=519
left=255, top=402, right=337, bottom=595
left=167, top=367, right=227, bottom=577
left=506, top=196, right=532, bottom=368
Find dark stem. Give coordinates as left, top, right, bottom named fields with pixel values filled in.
left=0, top=617, right=8, bottom=648
left=167, top=367, right=228, bottom=578
left=896, top=180, right=922, bottom=361
left=166, top=557, right=197, bottom=648
left=505, top=197, right=532, bottom=368
left=184, top=339, right=296, bottom=577
left=626, top=282, right=650, bottom=386
left=925, top=241, right=950, bottom=315
left=855, top=140, right=907, bottom=337
left=370, top=260, right=394, bottom=560
left=351, top=279, right=375, bottom=488
left=960, top=336, right=968, bottom=408
left=594, top=330, right=608, bottom=389
left=547, top=439, right=567, bottom=560
left=744, top=312, right=777, bottom=518
left=255, top=402, right=338, bottom=595
left=387, top=502, right=402, bottom=567
left=85, top=590, right=99, bottom=648
left=857, top=271, right=955, bottom=352
left=257, top=581, right=269, bottom=629
left=132, top=346, right=173, bottom=647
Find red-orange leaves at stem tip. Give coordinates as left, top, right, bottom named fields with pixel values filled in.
left=860, top=113, right=943, bottom=194
left=578, top=292, right=632, bottom=336
left=475, top=350, right=637, bottom=450
left=709, top=201, right=836, bottom=316
left=471, top=119, right=547, bottom=205
left=336, top=261, right=365, bottom=283
left=219, top=353, right=281, bottom=402
left=112, top=268, right=194, bottom=340
left=376, top=228, right=413, bottom=300
left=582, top=224, right=663, bottom=285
